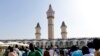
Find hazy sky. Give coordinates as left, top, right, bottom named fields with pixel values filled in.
left=0, top=0, right=100, bottom=39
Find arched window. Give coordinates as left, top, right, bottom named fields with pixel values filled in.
left=40, top=42, right=43, bottom=48
left=50, top=42, right=53, bottom=48
left=45, top=42, right=49, bottom=48
left=55, top=41, right=58, bottom=46
left=80, top=41, right=85, bottom=46
left=59, top=41, right=63, bottom=48
left=54, top=41, right=59, bottom=48
left=65, top=41, right=68, bottom=47
left=76, top=41, right=78, bottom=46
left=70, top=41, right=73, bottom=47
left=36, top=42, right=39, bottom=47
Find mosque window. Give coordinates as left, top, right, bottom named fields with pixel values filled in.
left=70, top=41, right=73, bottom=47
left=65, top=42, right=68, bottom=47
left=59, top=41, right=63, bottom=48
left=36, top=42, right=39, bottom=47
left=80, top=41, right=85, bottom=46
left=55, top=41, right=58, bottom=46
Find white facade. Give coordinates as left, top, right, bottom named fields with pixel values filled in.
left=0, top=38, right=94, bottom=48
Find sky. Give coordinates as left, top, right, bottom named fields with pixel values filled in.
left=0, top=0, right=100, bottom=40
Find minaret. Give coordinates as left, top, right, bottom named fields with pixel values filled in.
left=61, top=21, right=67, bottom=39
left=46, top=4, right=55, bottom=40
left=35, top=23, right=41, bottom=40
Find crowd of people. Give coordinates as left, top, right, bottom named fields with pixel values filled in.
left=1, top=38, right=100, bottom=56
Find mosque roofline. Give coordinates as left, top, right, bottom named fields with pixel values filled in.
left=0, top=37, right=99, bottom=41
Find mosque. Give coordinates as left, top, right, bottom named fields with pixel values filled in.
left=0, top=5, right=94, bottom=48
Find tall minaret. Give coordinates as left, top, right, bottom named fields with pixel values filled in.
left=61, top=21, right=67, bottom=39
left=35, top=23, right=41, bottom=40
left=46, top=4, right=55, bottom=40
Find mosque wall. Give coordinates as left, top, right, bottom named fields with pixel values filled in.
left=0, top=38, right=94, bottom=48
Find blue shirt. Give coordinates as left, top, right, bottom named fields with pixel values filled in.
left=71, top=50, right=83, bottom=56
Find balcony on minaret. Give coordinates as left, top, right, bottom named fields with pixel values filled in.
left=46, top=4, right=55, bottom=18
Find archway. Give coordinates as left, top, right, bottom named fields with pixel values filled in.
left=59, top=41, right=63, bottom=48
left=36, top=42, right=39, bottom=47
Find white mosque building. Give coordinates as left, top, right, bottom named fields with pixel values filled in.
left=0, top=5, right=95, bottom=48
left=35, top=4, right=67, bottom=40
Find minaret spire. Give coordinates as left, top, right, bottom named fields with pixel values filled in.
left=36, top=23, right=40, bottom=28
left=47, top=4, right=55, bottom=18
left=48, top=4, right=53, bottom=12
left=61, top=21, right=67, bottom=27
